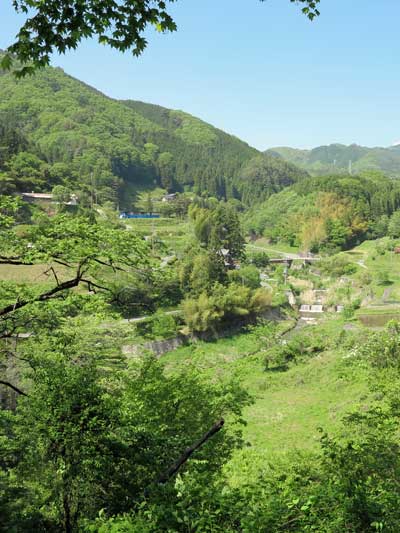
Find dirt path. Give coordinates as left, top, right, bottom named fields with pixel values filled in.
left=246, top=243, right=302, bottom=260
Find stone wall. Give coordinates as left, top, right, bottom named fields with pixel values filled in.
left=122, top=307, right=285, bottom=358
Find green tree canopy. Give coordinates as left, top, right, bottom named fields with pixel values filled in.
left=388, top=210, right=400, bottom=238
left=52, top=184, right=72, bottom=203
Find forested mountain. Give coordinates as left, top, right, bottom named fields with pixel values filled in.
left=121, top=99, right=263, bottom=200
left=243, top=172, right=400, bottom=252
left=233, top=153, right=309, bottom=205
left=267, top=143, right=400, bottom=178
left=0, top=62, right=307, bottom=206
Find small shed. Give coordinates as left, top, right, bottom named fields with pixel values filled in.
left=21, top=192, right=53, bottom=203
left=162, top=193, right=177, bottom=202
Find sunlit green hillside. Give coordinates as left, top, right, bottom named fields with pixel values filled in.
left=0, top=63, right=308, bottom=208
left=268, top=143, right=400, bottom=178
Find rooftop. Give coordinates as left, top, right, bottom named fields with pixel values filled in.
left=21, top=192, right=53, bottom=199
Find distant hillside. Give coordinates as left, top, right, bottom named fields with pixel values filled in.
left=232, top=153, right=309, bottom=205
left=243, top=173, right=400, bottom=252
left=0, top=64, right=308, bottom=207
left=121, top=99, right=260, bottom=198
left=0, top=65, right=260, bottom=205
left=267, top=144, right=400, bottom=178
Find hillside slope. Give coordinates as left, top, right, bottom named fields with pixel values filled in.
left=122, top=99, right=260, bottom=198
left=267, top=143, right=400, bottom=178
left=0, top=65, right=259, bottom=203
left=233, top=153, right=309, bottom=205
left=243, top=173, right=400, bottom=251
left=0, top=64, right=310, bottom=206
left=0, top=67, right=263, bottom=204
left=123, top=100, right=309, bottom=203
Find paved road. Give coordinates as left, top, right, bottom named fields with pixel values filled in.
left=123, top=309, right=181, bottom=323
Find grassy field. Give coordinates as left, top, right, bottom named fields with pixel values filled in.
left=0, top=216, right=191, bottom=284
left=355, top=306, right=400, bottom=315
left=343, top=238, right=400, bottom=303
left=0, top=263, right=72, bottom=284
left=2, top=213, right=380, bottom=483
left=125, top=217, right=192, bottom=255
left=162, top=317, right=369, bottom=476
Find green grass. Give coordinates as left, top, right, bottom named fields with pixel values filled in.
left=125, top=217, right=192, bottom=255
left=246, top=239, right=299, bottom=256
left=355, top=307, right=400, bottom=315
left=342, top=238, right=400, bottom=303
left=162, top=318, right=369, bottom=462
left=241, top=350, right=367, bottom=452
left=0, top=217, right=191, bottom=284
left=0, top=263, right=71, bottom=284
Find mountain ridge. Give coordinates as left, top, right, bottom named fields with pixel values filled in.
left=0, top=63, right=307, bottom=206
left=266, top=143, right=400, bottom=178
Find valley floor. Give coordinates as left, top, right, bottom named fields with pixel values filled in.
left=162, top=316, right=370, bottom=482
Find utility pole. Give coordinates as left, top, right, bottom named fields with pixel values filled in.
left=90, top=171, right=98, bottom=208
left=90, top=172, right=94, bottom=210
left=348, top=160, right=352, bottom=175
left=152, top=218, right=155, bottom=255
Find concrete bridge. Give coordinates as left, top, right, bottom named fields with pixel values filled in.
left=269, top=257, right=321, bottom=265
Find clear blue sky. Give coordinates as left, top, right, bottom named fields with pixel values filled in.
left=1, top=0, right=400, bottom=150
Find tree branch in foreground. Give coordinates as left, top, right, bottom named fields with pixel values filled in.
left=0, top=256, right=33, bottom=265
left=0, top=276, right=82, bottom=317
left=157, top=419, right=225, bottom=485
left=0, top=259, right=90, bottom=317
left=0, top=380, right=28, bottom=397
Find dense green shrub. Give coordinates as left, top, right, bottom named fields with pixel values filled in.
left=265, top=328, right=327, bottom=370
left=355, top=320, right=400, bottom=369
left=110, top=281, right=156, bottom=316
left=357, top=269, right=373, bottom=286
left=228, top=265, right=261, bottom=289
left=135, top=311, right=179, bottom=340
left=182, top=283, right=272, bottom=333
left=377, top=270, right=392, bottom=286
left=250, top=251, right=270, bottom=267
left=343, top=298, right=362, bottom=319
left=319, top=254, right=358, bottom=277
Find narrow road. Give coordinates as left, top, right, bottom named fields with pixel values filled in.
left=123, top=309, right=181, bottom=323
left=246, top=243, right=320, bottom=261
left=246, top=243, right=301, bottom=260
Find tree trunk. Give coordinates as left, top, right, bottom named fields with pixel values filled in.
left=63, top=492, right=72, bottom=533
